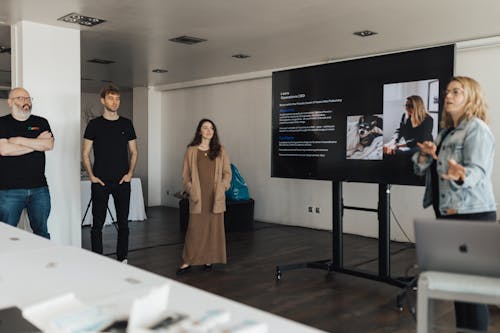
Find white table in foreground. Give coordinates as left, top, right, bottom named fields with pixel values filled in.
left=0, top=222, right=56, bottom=255
left=0, top=225, right=325, bottom=333
left=81, top=177, right=147, bottom=225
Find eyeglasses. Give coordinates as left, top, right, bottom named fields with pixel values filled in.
left=444, top=88, right=464, bottom=97
left=405, top=103, right=413, bottom=109
left=10, top=96, right=34, bottom=103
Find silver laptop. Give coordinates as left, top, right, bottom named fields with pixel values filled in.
left=414, top=218, right=500, bottom=277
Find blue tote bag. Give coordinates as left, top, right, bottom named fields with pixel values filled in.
left=225, top=164, right=250, bottom=201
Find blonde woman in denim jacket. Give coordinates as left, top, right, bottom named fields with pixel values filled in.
left=413, top=76, right=496, bottom=332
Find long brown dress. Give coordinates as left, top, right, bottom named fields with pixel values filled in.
left=182, top=149, right=227, bottom=265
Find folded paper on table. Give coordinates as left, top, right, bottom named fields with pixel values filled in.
left=22, top=293, right=114, bottom=333
left=128, top=283, right=171, bottom=329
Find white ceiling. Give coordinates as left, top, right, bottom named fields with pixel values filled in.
left=0, top=0, right=500, bottom=92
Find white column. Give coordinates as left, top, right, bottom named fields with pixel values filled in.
left=133, top=87, right=149, bottom=204
left=11, top=21, right=81, bottom=246
left=147, top=87, right=162, bottom=206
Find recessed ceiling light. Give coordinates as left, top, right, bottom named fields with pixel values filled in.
left=169, top=35, right=207, bottom=45
left=152, top=69, right=168, bottom=73
left=58, top=13, right=105, bottom=27
left=232, top=54, right=251, bottom=59
left=87, top=58, right=116, bottom=65
left=353, top=30, right=378, bottom=37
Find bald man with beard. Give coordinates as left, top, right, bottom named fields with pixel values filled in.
left=0, top=87, right=54, bottom=238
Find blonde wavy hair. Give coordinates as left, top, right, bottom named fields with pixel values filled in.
left=440, top=76, right=488, bottom=128
left=406, top=95, right=428, bottom=126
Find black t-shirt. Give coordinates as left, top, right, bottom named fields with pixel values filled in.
left=431, top=128, right=454, bottom=217
left=0, top=114, right=52, bottom=189
left=84, top=116, right=136, bottom=181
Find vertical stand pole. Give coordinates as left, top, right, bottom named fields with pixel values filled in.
left=378, top=184, right=391, bottom=277
left=332, top=181, right=343, bottom=270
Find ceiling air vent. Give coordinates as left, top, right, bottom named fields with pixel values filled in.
left=169, top=35, right=206, bottom=45
left=353, top=30, right=378, bottom=37
left=87, top=59, right=116, bottom=65
left=232, top=54, right=251, bottom=59
left=58, top=13, right=105, bottom=27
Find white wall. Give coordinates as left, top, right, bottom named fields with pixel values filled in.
left=148, top=88, right=163, bottom=206
left=158, top=41, right=500, bottom=242
left=133, top=87, right=148, bottom=204
left=0, top=99, right=7, bottom=116
left=456, top=44, right=500, bottom=210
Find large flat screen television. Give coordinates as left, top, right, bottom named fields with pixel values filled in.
left=271, top=45, right=455, bottom=185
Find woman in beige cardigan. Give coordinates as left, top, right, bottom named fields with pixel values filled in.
left=177, top=119, right=232, bottom=275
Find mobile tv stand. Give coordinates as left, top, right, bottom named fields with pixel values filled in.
left=275, top=181, right=415, bottom=311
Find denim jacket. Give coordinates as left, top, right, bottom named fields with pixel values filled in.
left=412, top=117, right=496, bottom=215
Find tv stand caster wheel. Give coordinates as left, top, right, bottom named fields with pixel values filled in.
left=396, top=295, right=404, bottom=312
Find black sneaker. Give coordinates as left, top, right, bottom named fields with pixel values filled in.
left=203, top=264, right=213, bottom=272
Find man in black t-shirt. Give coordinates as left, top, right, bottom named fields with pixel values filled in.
left=82, top=84, right=138, bottom=263
left=0, top=87, right=54, bottom=239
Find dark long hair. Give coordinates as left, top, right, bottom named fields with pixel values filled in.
left=188, top=118, right=221, bottom=160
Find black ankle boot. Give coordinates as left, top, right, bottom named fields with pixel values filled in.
left=176, top=265, right=191, bottom=275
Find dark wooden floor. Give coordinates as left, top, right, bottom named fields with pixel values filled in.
left=82, top=206, right=500, bottom=333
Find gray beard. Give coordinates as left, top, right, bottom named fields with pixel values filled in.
left=12, top=104, right=31, bottom=121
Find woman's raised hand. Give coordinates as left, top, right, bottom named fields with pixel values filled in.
left=417, top=141, right=438, bottom=160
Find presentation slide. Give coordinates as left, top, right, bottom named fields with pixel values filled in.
left=271, top=45, right=455, bottom=185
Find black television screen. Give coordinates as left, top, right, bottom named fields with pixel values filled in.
left=271, top=45, right=455, bottom=185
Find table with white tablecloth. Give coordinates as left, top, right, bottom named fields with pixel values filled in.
left=81, top=178, right=147, bottom=225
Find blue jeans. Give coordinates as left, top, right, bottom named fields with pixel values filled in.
left=0, top=187, right=51, bottom=239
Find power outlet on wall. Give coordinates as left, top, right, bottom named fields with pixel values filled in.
left=315, top=207, right=320, bottom=214
left=308, top=206, right=313, bottom=213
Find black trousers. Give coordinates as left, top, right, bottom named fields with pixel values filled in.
left=439, top=211, right=497, bottom=332
left=90, top=181, right=131, bottom=261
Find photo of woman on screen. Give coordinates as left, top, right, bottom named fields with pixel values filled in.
left=383, top=95, right=433, bottom=156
